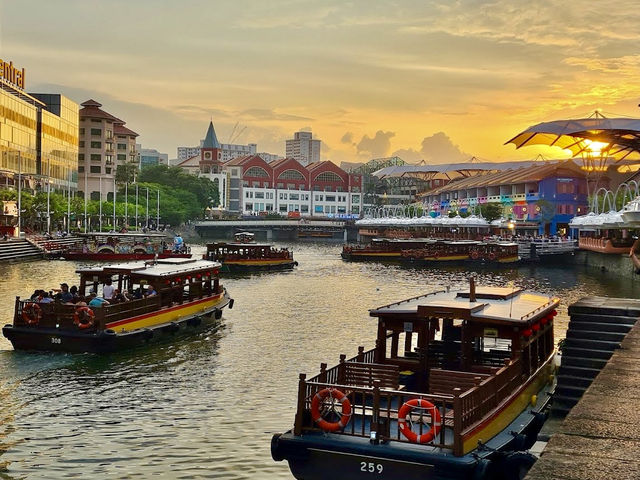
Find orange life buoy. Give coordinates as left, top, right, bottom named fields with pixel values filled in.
left=470, top=250, right=479, bottom=260
left=398, top=398, right=442, bottom=443
left=488, top=252, right=497, bottom=261
left=22, top=302, right=42, bottom=326
left=310, top=388, right=352, bottom=432
left=73, top=306, right=95, bottom=330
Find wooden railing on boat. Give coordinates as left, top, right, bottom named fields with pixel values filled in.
left=13, top=284, right=224, bottom=331
left=294, top=346, right=529, bottom=456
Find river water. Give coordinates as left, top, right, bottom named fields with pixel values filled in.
left=0, top=243, right=636, bottom=479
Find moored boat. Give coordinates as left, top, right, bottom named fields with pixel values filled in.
left=271, top=280, right=558, bottom=480
left=2, top=257, right=232, bottom=353
left=53, top=232, right=191, bottom=261
left=342, top=238, right=437, bottom=261
left=204, top=232, right=297, bottom=272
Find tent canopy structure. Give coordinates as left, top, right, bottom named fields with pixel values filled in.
left=505, top=112, right=640, bottom=162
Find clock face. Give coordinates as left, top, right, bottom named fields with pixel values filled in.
left=204, top=152, right=212, bottom=160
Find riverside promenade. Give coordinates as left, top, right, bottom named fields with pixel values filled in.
left=526, top=317, right=640, bottom=479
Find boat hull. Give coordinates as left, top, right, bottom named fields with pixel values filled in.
left=2, top=292, right=232, bottom=353
left=221, top=260, right=298, bottom=272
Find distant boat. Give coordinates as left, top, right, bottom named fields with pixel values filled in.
left=204, top=232, right=297, bottom=272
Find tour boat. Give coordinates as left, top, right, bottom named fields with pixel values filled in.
left=342, top=238, right=437, bottom=261
left=2, top=258, right=233, bottom=353
left=271, top=279, right=558, bottom=480
left=400, top=241, right=518, bottom=265
left=53, top=232, right=191, bottom=261
left=204, top=232, right=297, bottom=272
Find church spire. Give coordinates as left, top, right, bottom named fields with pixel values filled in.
left=203, top=121, right=221, bottom=149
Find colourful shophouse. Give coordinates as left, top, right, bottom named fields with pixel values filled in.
left=419, top=160, right=590, bottom=235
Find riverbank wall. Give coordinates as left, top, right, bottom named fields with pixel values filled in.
left=573, top=250, right=640, bottom=281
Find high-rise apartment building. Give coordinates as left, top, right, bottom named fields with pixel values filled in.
left=285, top=131, right=321, bottom=166
left=78, top=99, right=138, bottom=201
left=136, top=144, right=168, bottom=168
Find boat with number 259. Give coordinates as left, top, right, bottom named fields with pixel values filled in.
left=271, top=279, right=558, bottom=480
left=2, top=258, right=233, bottom=353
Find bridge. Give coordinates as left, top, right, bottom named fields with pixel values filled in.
left=193, top=219, right=355, bottom=241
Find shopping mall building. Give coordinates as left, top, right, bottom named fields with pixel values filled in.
left=0, top=58, right=79, bottom=206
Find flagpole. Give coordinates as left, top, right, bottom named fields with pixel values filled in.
left=112, top=177, right=116, bottom=231
left=99, top=176, right=102, bottom=232
left=84, top=168, right=88, bottom=233
left=67, top=168, right=71, bottom=232
left=156, top=189, right=160, bottom=230
left=145, top=187, right=149, bottom=229
left=125, top=182, right=128, bottom=227
left=135, top=184, right=138, bottom=230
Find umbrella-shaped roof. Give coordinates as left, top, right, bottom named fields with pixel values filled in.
left=505, top=112, right=640, bottom=161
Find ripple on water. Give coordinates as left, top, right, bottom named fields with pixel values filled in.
left=0, top=243, right=637, bottom=479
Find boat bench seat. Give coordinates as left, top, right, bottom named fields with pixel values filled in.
left=343, top=361, right=399, bottom=390
left=429, top=369, right=489, bottom=396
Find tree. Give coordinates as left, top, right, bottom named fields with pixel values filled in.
left=116, top=163, right=139, bottom=184
left=478, top=203, right=503, bottom=222
left=138, top=164, right=220, bottom=210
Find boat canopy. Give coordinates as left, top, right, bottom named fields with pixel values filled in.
left=76, top=258, right=221, bottom=279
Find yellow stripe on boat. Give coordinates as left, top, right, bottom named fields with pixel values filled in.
left=106, top=294, right=224, bottom=333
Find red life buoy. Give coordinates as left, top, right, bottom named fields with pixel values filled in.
left=488, top=252, right=497, bottom=261
left=398, top=398, right=441, bottom=443
left=310, top=388, right=352, bottom=432
left=73, top=306, right=95, bottom=330
left=470, top=250, right=479, bottom=260
left=22, top=302, right=42, bottom=326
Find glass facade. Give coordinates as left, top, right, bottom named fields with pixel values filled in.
left=0, top=89, right=38, bottom=185
left=0, top=89, right=78, bottom=192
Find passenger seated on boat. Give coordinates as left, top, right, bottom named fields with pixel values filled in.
left=75, top=295, right=87, bottom=307
left=39, top=292, right=54, bottom=304
left=88, top=292, right=109, bottom=307
left=111, top=289, right=130, bottom=303
left=144, top=285, right=157, bottom=297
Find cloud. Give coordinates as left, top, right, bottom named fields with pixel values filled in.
left=341, top=132, right=355, bottom=145
left=356, top=130, right=395, bottom=158
left=239, top=109, right=314, bottom=122
left=392, top=132, right=470, bottom=164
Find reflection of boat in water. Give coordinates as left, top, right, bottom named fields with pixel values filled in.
left=272, top=279, right=558, bottom=480
left=297, top=228, right=341, bottom=238
left=2, top=258, right=232, bottom=353
left=56, top=232, right=191, bottom=261
left=204, top=232, right=297, bottom=272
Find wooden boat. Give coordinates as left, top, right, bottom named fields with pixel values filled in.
left=271, top=279, right=558, bottom=480
left=2, top=258, right=233, bottom=353
left=204, top=232, right=297, bottom=272
left=54, top=232, right=191, bottom=261
left=578, top=236, right=634, bottom=254
left=342, top=238, right=437, bottom=261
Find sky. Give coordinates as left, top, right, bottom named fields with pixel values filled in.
left=1, top=0, right=640, bottom=165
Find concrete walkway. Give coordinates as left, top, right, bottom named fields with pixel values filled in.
left=526, top=322, right=640, bottom=479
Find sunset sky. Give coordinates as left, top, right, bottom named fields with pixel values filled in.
left=1, top=0, right=639, bottom=165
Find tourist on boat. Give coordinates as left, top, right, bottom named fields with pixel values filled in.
left=102, top=278, right=115, bottom=300
left=173, top=234, right=184, bottom=253
left=88, top=292, right=109, bottom=308
left=144, top=285, right=157, bottom=297
left=111, top=289, right=131, bottom=303
left=75, top=295, right=87, bottom=307
left=30, top=289, right=43, bottom=301
left=38, top=292, right=53, bottom=304
left=57, top=283, right=73, bottom=303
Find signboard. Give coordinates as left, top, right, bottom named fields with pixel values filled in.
left=0, top=59, right=26, bottom=89
left=484, top=327, right=499, bottom=338
left=2, top=201, right=17, bottom=216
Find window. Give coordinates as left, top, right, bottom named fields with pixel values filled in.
left=279, top=205, right=287, bottom=212
left=78, top=166, right=85, bottom=172
left=90, top=128, right=101, bottom=136
left=79, top=128, right=85, bottom=135
left=90, top=166, right=101, bottom=173
left=90, top=141, right=101, bottom=148
left=79, top=141, right=85, bottom=148
left=301, top=205, right=309, bottom=213
left=255, top=192, right=264, bottom=199
left=78, top=154, right=85, bottom=161
left=90, top=154, right=101, bottom=161
left=117, top=143, right=127, bottom=150
left=246, top=203, right=253, bottom=210
left=117, top=154, right=126, bottom=161
left=287, top=183, right=295, bottom=189
left=352, top=195, right=360, bottom=204
left=315, top=205, right=324, bottom=213
left=105, top=168, right=111, bottom=174
left=277, top=182, right=284, bottom=189
left=315, top=171, right=343, bottom=182
left=105, top=155, right=113, bottom=164
left=91, top=119, right=101, bottom=124
left=245, top=166, right=269, bottom=177
left=278, top=169, right=305, bottom=180
left=106, top=130, right=113, bottom=139
left=325, top=195, right=335, bottom=202
left=289, top=193, right=299, bottom=200
left=90, top=192, right=100, bottom=200
left=252, top=181, right=260, bottom=188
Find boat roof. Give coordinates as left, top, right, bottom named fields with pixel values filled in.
left=208, top=242, right=274, bottom=248
left=76, top=258, right=221, bottom=278
left=372, top=237, right=437, bottom=243
left=444, top=240, right=482, bottom=245
left=370, top=286, right=558, bottom=326
left=78, top=232, right=169, bottom=239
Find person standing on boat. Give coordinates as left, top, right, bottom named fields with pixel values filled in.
left=102, top=278, right=115, bottom=300
left=173, top=234, right=184, bottom=253
left=58, top=283, right=73, bottom=303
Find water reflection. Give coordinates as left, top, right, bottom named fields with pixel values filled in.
left=0, top=243, right=636, bottom=479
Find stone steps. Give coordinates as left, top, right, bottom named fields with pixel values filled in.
left=0, top=239, right=43, bottom=262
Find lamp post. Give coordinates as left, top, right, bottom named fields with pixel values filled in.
left=156, top=189, right=160, bottom=230
left=145, top=187, right=149, bottom=229
left=17, top=151, right=21, bottom=237
left=84, top=168, right=88, bottom=233
left=46, top=158, right=51, bottom=234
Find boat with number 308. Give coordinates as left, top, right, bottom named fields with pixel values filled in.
left=2, top=258, right=233, bottom=353
left=271, top=278, right=558, bottom=480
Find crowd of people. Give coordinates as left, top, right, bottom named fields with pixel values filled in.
left=29, top=279, right=158, bottom=308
